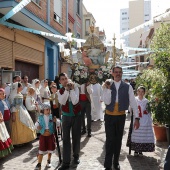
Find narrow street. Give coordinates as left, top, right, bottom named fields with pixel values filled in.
left=0, top=110, right=168, bottom=170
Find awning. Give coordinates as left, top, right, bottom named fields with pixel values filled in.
left=0, top=1, right=64, bottom=43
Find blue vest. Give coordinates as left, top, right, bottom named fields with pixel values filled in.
left=39, top=114, right=54, bottom=135
left=0, top=99, right=10, bottom=116
left=106, top=81, right=129, bottom=112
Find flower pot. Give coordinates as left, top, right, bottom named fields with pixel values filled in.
left=153, top=124, right=167, bottom=142
left=165, top=124, right=170, bottom=145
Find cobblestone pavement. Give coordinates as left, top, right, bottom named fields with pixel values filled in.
left=0, top=111, right=168, bottom=170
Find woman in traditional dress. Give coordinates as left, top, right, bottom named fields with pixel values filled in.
left=0, top=111, right=13, bottom=158
left=32, top=79, right=42, bottom=103
left=10, top=82, right=36, bottom=145
left=40, top=79, right=51, bottom=104
left=0, top=88, right=11, bottom=134
left=127, top=86, right=155, bottom=156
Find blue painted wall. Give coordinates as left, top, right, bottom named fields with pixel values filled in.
left=45, top=40, right=59, bottom=81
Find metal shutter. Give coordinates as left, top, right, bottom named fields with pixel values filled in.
left=0, top=37, right=13, bottom=68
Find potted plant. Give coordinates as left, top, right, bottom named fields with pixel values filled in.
left=136, top=23, right=170, bottom=142
left=150, top=23, right=170, bottom=143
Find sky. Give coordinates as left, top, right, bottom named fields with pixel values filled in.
left=83, top=0, right=169, bottom=42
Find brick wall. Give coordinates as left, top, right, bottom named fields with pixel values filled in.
left=50, top=0, right=66, bottom=35
left=68, top=0, right=74, bottom=17
left=76, top=15, right=82, bottom=36
left=15, top=0, right=66, bottom=35
left=16, top=0, right=47, bottom=22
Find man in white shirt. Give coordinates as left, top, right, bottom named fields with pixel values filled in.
left=57, top=73, right=81, bottom=170
left=102, top=66, right=140, bottom=170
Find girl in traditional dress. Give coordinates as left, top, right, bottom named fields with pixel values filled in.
left=0, top=88, right=11, bottom=134
left=40, top=79, right=51, bottom=103
left=10, top=82, right=36, bottom=145
left=32, top=79, right=42, bottom=103
left=34, top=103, right=56, bottom=170
left=25, top=87, right=40, bottom=124
left=0, top=111, right=13, bottom=158
left=127, top=86, right=155, bottom=156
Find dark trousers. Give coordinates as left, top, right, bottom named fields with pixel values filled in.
left=62, top=115, right=81, bottom=165
left=52, top=107, right=60, bottom=118
left=104, top=114, right=126, bottom=168
left=80, top=100, right=91, bottom=132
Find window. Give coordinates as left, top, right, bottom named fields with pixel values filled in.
left=85, top=19, right=90, bottom=35
left=122, top=18, right=127, bottom=20
left=122, top=12, right=127, bottom=15
left=54, top=0, right=62, bottom=25
left=76, top=0, right=80, bottom=15
left=32, top=0, right=40, bottom=5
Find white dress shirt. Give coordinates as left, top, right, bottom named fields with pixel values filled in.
left=57, top=86, right=79, bottom=105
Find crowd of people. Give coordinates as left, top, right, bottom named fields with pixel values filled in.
left=0, top=66, right=169, bottom=170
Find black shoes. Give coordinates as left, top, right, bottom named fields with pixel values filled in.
left=113, top=163, right=120, bottom=170
left=34, top=163, right=41, bottom=170
left=105, top=168, right=112, bottom=170
left=73, top=158, right=80, bottom=164
left=87, top=132, right=91, bottom=137
left=81, top=130, right=86, bottom=135
left=58, top=164, right=70, bottom=170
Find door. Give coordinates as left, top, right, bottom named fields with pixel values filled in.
left=15, top=60, right=39, bottom=82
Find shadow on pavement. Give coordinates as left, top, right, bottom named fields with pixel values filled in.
left=80, top=136, right=90, bottom=152
left=23, top=146, right=39, bottom=163
left=0, top=142, right=34, bottom=169
left=127, top=154, right=161, bottom=170
left=91, top=120, right=103, bottom=132
left=97, top=143, right=105, bottom=167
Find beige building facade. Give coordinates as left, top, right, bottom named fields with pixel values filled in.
left=129, top=0, right=151, bottom=54
left=0, top=25, right=45, bottom=82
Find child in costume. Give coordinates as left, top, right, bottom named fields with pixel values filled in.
left=127, top=86, right=155, bottom=156
left=0, top=111, right=13, bottom=158
left=34, top=103, right=56, bottom=170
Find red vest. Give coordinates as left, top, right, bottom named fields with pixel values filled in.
left=59, top=88, right=81, bottom=114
